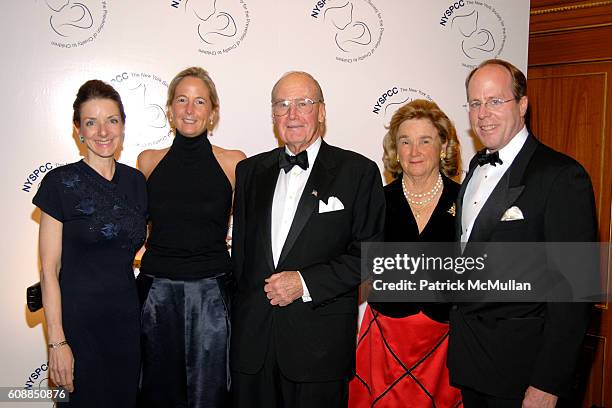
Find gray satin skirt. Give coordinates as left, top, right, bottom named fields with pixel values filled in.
left=137, top=274, right=230, bottom=408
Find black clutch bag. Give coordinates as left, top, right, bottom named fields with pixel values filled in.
left=26, top=282, right=43, bottom=312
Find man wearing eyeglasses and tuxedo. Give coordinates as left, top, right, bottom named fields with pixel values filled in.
left=230, top=71, right=385, bottom=408
left=449, top=59, right=597, bottom=407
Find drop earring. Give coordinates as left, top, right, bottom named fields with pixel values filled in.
left=79, top=135, right=84, bottom=143
left=208, top=120, right=214, bottom=137
left=440, top=151, right=446, bottom=160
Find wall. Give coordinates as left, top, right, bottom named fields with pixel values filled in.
left=1, top=1, right=529, bottom=405
left=528, top=1, right=612, bottom=405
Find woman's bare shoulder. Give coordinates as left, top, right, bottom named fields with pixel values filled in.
left=137, top=147, right=170, bottom=179
left=212, top=145, right=247, bottom=168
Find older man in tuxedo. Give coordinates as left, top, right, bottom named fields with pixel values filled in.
left=449, top=59, right=597, bottom=407
left=230, top=71, right=385, bottom=408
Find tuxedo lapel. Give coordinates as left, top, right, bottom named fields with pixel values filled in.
left=277, top=141, right=337, bottom=268
left=468, top=173, right=518, bottom=242
left=456, top=156, right=479, bottom=241
left=468, top=135, right=538, bottom=243
left=507, top=134, right=538, bottom=187
left=255, top=149, right=282, bottom=272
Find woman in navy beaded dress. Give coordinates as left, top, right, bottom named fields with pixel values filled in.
left=33, top=80, right=147, bottom=407
left=136, top=67, right=245, bottom=408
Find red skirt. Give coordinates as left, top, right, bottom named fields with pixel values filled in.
left=349, top=305, right=462, bottom=408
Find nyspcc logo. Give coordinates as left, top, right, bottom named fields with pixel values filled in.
left=110, top=72, right=171, bottom=149
left=38, top=0, right=108, bottom=48
left=371, top=86, right=434, bottom=126
left=24, top=362, right=49, bottom=389
left=171, top=0, right=250, bottom=55
left=311, top=0, right=384, bottom=63
left=22, top=162, right=65, bottom=193
left=439, top=0, right=506, bottom=69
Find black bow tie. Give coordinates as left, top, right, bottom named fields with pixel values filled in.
left=476, top=150, right=503, bottom=166
left=279, top=150, right=309, bottom=173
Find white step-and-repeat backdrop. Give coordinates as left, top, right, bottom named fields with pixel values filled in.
left=2, top=0, right=528, bottom=404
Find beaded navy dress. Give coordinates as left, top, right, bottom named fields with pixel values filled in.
left=138, top=130, right=233, bottom=408
left=33, top=160, right=147, bottom=408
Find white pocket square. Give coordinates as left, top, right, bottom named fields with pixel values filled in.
left=319, top=196, right=345, bottom=213
left=501, top=206, right=524, bottom=221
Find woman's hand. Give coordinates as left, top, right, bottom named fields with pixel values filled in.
left=39, top=212, right=73, bottom=391
left=49, top=344, right=74, bottom=393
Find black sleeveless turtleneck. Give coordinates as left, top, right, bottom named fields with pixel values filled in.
left=140, top=130, right=233, bottom=279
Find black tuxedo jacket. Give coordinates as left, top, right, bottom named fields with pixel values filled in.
left=448, top=133, right=597, bottom=398
left=230, top=140, right=385, bottom=382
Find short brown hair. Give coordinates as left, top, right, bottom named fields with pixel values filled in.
left=166, top=66, right=220, bottom=111
left=73, top=80, right=126, bottom=126
left=382, top=99, right=460, bottom=178
left=465, top=58, right=527, bottom=101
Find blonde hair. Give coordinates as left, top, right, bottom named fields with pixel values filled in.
left=166, top=66, right=219, bottom=111
left=382, top=99, right=460, bottom=178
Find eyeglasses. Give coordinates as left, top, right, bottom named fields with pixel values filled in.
left=272, top=98, right=321, bottom=116
left=466, top=98, right=515, bottom=111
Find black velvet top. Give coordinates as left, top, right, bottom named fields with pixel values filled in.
left=140, top=130, right=233, bottom=279
left=370, top=174, right=459, bottom=321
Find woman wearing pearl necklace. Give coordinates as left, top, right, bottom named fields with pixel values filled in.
left=349, top=99, right=462, bottom=408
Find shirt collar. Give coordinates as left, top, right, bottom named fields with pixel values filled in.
left=494, top=126, right=528, bottom=166
left=284, top=136, right=322, bottom=172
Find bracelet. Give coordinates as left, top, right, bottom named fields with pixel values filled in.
left=48, top=340, right=68, bottom=349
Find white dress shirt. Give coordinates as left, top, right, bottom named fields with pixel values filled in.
left=461, top=126, right=528, bottom=242
left=271, top=137, right=322, bottom=302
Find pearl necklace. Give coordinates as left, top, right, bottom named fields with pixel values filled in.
left=402, top=174, right=442, bottom=218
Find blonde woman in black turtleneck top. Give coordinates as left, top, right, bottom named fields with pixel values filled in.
left=136, top=67, right=245, bottom=408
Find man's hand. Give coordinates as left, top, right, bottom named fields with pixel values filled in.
left=522, top=386, right=558, bottom=408
left=264, top=271, right=303, bottom=306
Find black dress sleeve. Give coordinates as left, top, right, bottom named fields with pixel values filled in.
left=32, top=169, right=65, bottom=222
